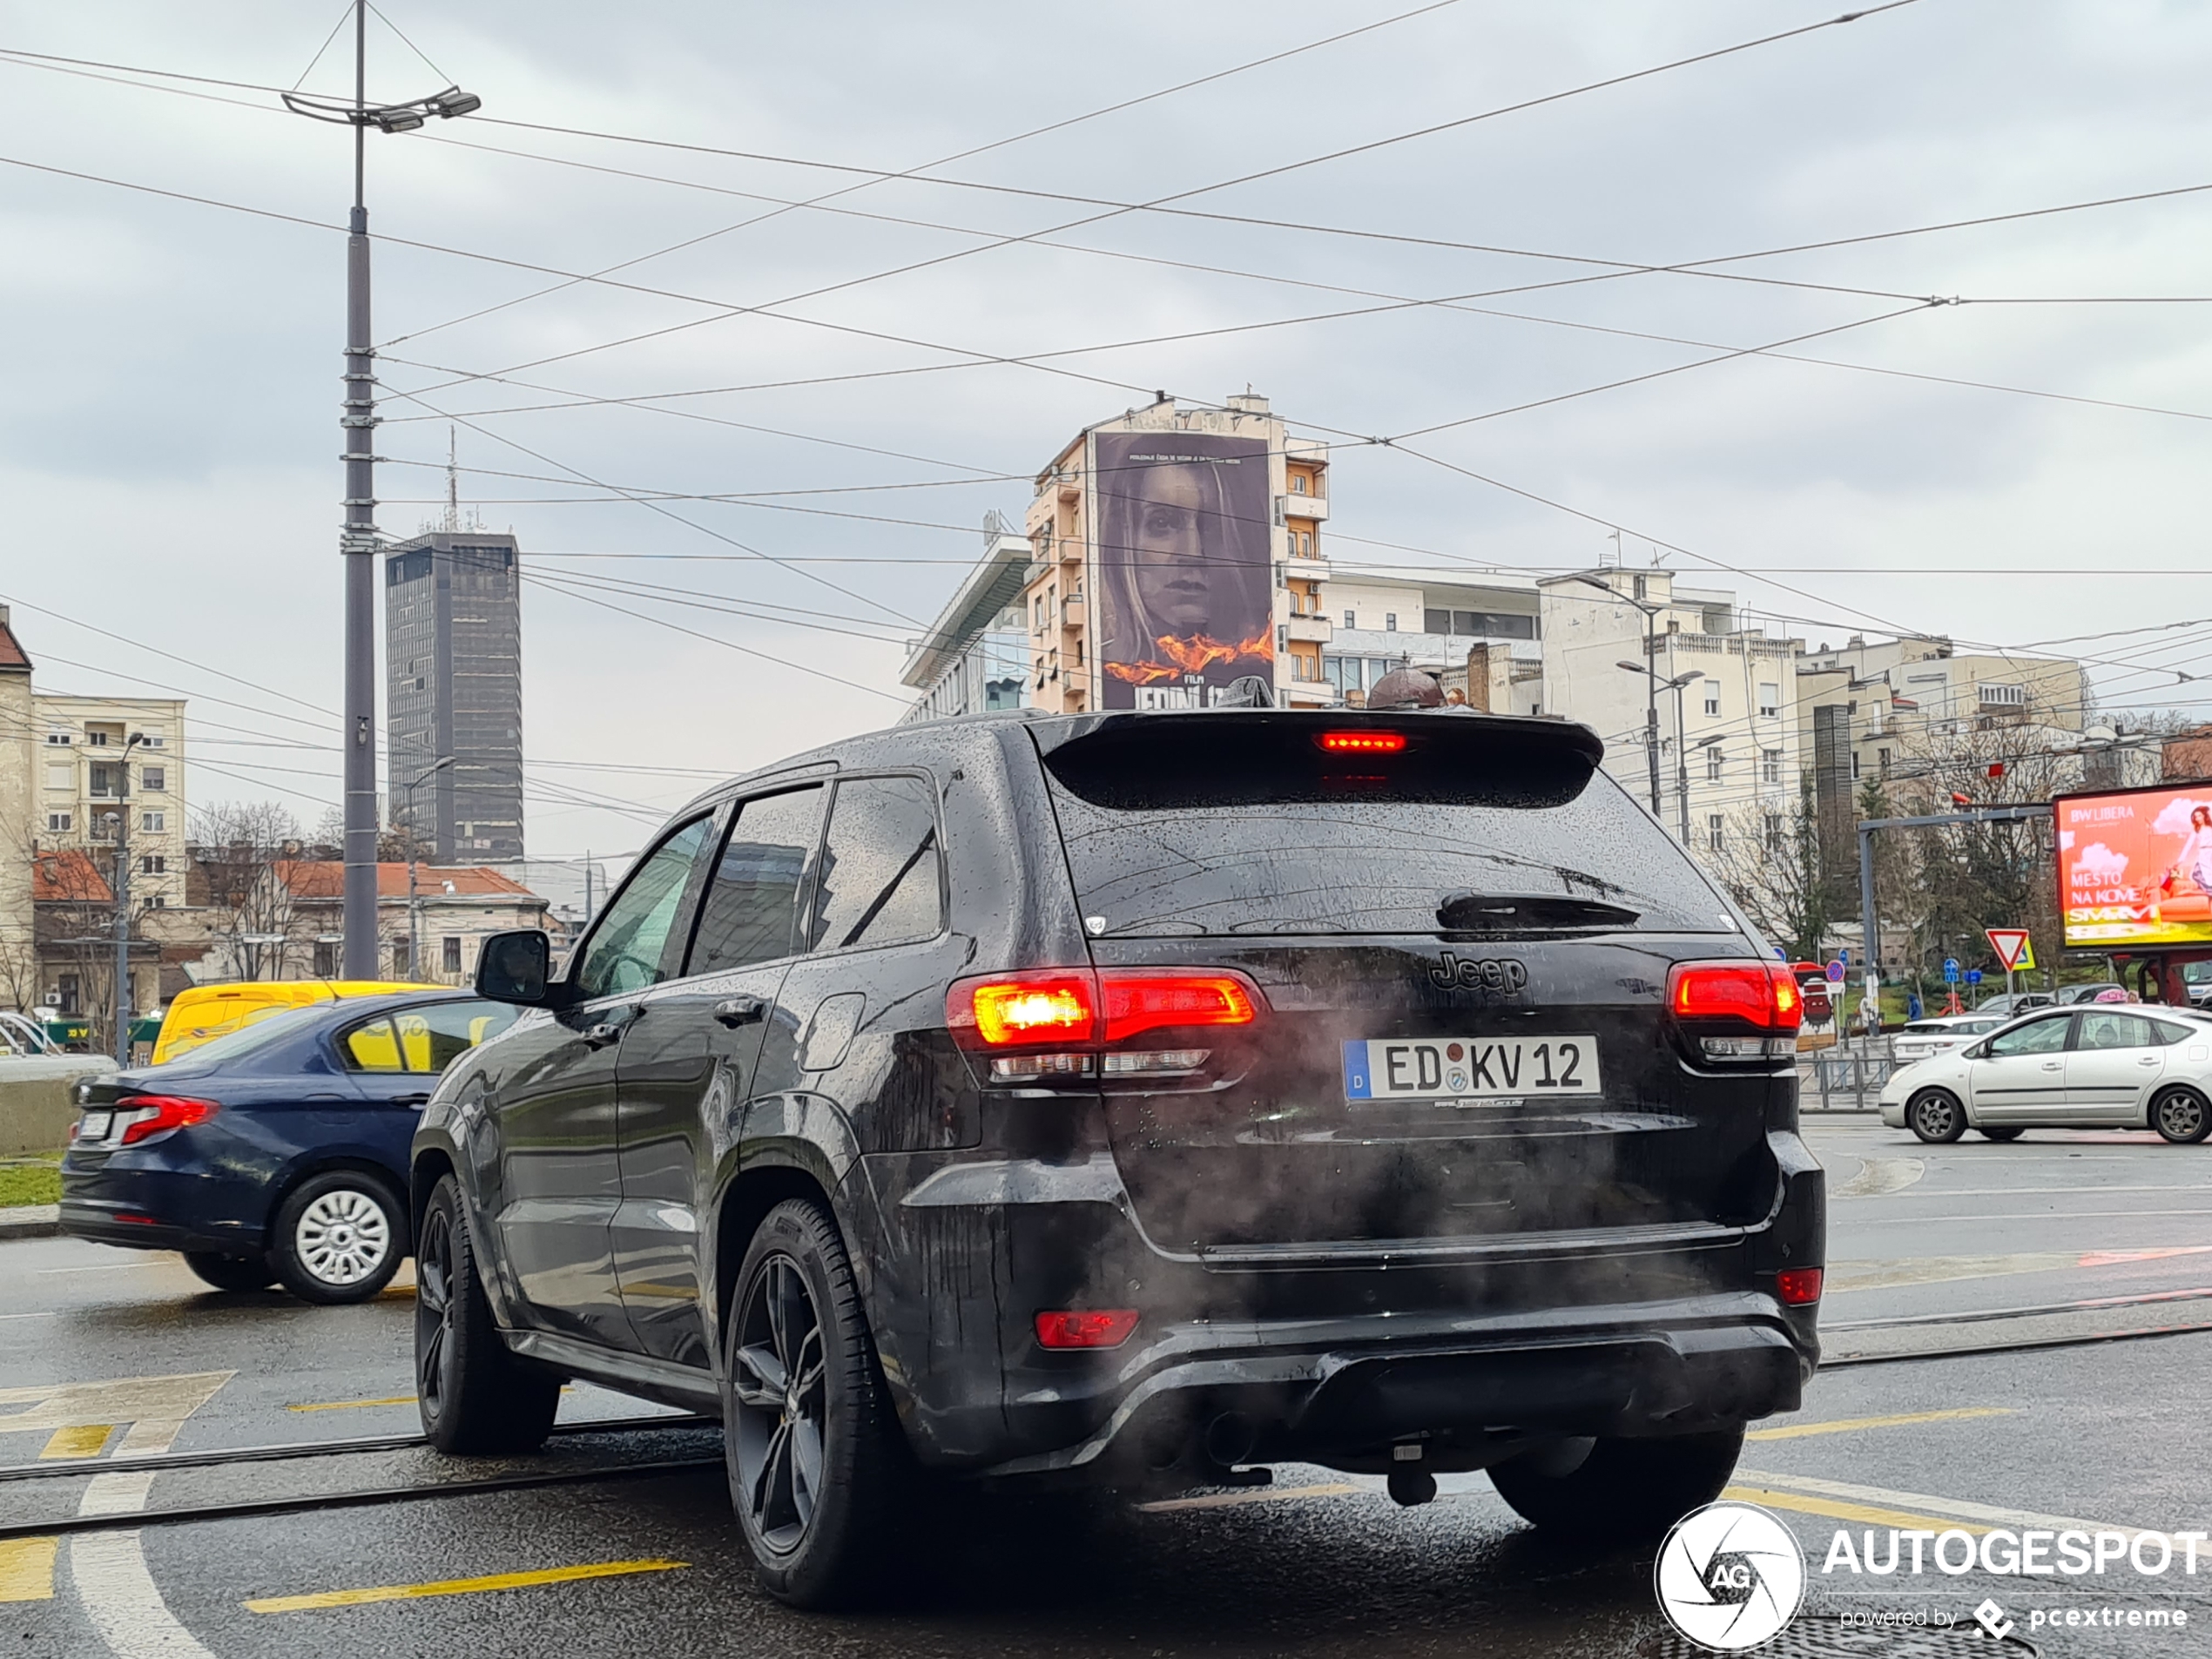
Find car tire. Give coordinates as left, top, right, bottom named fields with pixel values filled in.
left=269, top=1170, right=407, bottom=1304
left=1488, top=1426, right=1745, bottom=1541
left=1906, top=1089, right=1968, bottom=1144
left=2152, top=1086, right=2212, bottom=1145
left=723, top=1197, right=916, bottom=1609
left=415, top=1174, right=561, bottom=1454
left=182, top=1251, right=275, bottom=1292
left=1978, top=1126, right=2026, bottom=1143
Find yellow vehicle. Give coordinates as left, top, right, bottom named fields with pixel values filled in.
left=151, top=981, right=439, bottom=1066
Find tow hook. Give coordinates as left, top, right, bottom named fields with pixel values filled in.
left=1386, top=1443, right=1436, bottom=1507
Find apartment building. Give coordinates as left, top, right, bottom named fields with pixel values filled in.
left=1015, top=392, right=1334, bottom=713
left=1539, top=569, right=1804, bottom=858
left=31, top=694, right=189, bottom=910
left=899, top=516, right=1032, bottom=722
left=1320, top=570, right=1544, bottom=711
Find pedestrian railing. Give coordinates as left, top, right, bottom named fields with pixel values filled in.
left=1800, top=1040, right=1898, bottom=1112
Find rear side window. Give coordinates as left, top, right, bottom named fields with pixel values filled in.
left=341, top=1002, right=520, bottom=1073
left=341, top=1016, right=405, bottom=1073
left=1038, top=718, right=1729, bottom=938
left=805, top=775, right=943, bottom=953
left=688, top=786, right=825, bottom=974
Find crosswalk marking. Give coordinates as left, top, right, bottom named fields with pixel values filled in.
left=244, top=1559, right=689, bottom=1614
left=40, top=1423, right=113, bottom=1460
left=0, top=1537, right=57, bottom=1603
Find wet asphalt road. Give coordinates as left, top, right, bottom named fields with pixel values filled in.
left=3, top=1117, right=2210, bottom=1659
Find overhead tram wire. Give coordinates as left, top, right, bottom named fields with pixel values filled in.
left=400, top=4, right=1928, bottom=388
left=376, top=0, right=1472, bottom=349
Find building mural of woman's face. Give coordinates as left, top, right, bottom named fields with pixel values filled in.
left=1128, top=466, right=1216, bottom=637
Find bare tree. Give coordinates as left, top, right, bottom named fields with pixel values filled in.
left=1710, top=781, right=1832, bottom=961
left=189, top=800, right=317, bottom=981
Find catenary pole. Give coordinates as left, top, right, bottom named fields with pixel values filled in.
left=340, top=0, right=379, bottom=977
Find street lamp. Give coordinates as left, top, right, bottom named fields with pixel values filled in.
left=281, top=3, right=481, bottom=981
left=1615, top=659, right=1701, bottom=842
left=1568, top=573, right=1666, bottom=815
left=106, top=731, right=150, bottom=1064
left=403, top=754, right=457, bottom=980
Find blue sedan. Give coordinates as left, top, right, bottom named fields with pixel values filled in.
left=59, top=990, right=517, bottom=1302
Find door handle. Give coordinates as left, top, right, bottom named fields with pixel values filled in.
left=390, top=1092, right=432, bottom=1107
left=2139, top=1055, right=2161, bottom=1065
left=714, top=996, right=765, bottom=1028
left=2040, top=1061, right=2061, bottom=1071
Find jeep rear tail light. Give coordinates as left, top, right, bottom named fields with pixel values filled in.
left=114, top=1095, right=219, bottom=1145
left=1034, top=1309, right=1139, bottom=1350
left=948, top=968, right=1264, bottom=1081
left=1666, top=961, right=1800, bottom=1062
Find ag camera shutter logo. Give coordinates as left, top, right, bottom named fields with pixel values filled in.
left=1654, top=1501, right=1806, bottom=1651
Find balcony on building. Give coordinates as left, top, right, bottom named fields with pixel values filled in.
left=1062, top=594, right=1085, bottom=631
left=1286, top=613, right=1333, bottom=645
left=1279, top=491, right=1331, bottom=524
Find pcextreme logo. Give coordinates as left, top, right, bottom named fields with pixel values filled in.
left=1654, top=1501, right=1808, bottom=1652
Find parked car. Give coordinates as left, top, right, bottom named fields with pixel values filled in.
left=61, top=991, right=517, bottom=1300
left=151, top=979, right=439, bottom=1065
left=2054, top=983, right=2130, bottom=1006
left=1890, top=1014, right=2006, bottom=1064
left=409, top=707, right=1824, bottom=1608
left=1879, top=1004, right=2212, bottom=1144
left=1970, top=991, right=2056, bottom=1019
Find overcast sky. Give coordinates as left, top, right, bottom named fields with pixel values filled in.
left=3, top=0, right=2209, bottom=865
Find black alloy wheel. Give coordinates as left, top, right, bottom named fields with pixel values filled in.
left=732, top=1254, right=829, bottom=1554
left=182, top=1251, right=275, bottom=1292
left=723, top=1197, right=914, bottom=1608
left=1907, top=1089, right=1968, bottom=1144
left=2152, top=1086, right=2212, bottom=1145
left=415, top=1175, right=560, bottom=1454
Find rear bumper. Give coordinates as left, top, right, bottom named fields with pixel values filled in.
left=58, top=1159, right=268, bottom=1258
left=975, top=1293, right=1811, bottom=1480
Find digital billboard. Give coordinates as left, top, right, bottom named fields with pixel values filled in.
left=2056, top=782, right=2212, bottom=948
left=1092, top=430, right=1273, bottom=710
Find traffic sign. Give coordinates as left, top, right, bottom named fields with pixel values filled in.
left=1986, top=928, right=2033, bottom=972
left=1943, top=957, right=1960, bottom=983
left=1967, top=969, right=1983, bottom=985
left=1838, top=949, right=1851, bottom=967
left=1824, top=959, right=1845, bottom=983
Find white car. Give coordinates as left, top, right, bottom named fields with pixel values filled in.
left=1890, top=1014, right=2005, bottom=1065
left=1878, top=1006, right=2212, bottom=1144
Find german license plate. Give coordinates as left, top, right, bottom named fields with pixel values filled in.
left=1343, top=1036, right=1602, bottom=1103
left=78, top=1109, right=111, bottom=1143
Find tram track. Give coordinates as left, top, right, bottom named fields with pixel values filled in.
left=1, top=1304, right=2206, bottom=1544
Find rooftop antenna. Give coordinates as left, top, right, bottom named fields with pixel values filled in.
left=443, top=426, right=460, bottom=532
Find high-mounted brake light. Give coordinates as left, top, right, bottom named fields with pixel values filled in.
left=1035, top=1309, right=1140, bottom=1350
left=114, top=1095, right=219, bottom=1145
left=1317, top=731, right=1406, bottom=754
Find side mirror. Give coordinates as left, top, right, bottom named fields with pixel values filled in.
left=476, top=929, right=552, bottom=1006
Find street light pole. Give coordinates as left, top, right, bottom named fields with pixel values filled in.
left=1569, top=574, right=1662, bottom=815
left=404, top=754, right=457, bottom=979
left=283, top=10, right=481, bottom=981
left=108, top=732, right=147, bottom=1064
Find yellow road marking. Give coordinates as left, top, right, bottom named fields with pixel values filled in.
left=1727, top=1485, right=1993, bottom=1534
left=1747, top=1406, right=2013, bottom=1441
left=39, top=1424, right=112, bottom=1459
left=244, top=1558, right=688, bottom=1614
left=1136, top=1482, right=1360, bottom=1514
left=284, top=1396, right=416, bottom=1413
left=0, top=1537, right=57, bottom=1602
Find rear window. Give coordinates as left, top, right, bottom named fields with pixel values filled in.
left=1038, top=715, right=1732, bottom=938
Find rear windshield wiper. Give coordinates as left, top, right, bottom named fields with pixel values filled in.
left=1437, top=892, right=1642, bottom=931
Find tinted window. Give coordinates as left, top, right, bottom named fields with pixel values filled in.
left=158, top=1005, right=319, bottom=1067
left=393, top=1001, right=521, bottom=1071
left=2078, top=1012, right=2160, bottom=1051
left=574, top=817, right=713, bottom=999
left=2149, top=1020, right=2195, bottom=1047
left=341, top=1016, right=405, bottom=1073
left=806, top=775, right=943, bottom=953
left=688, top=787, right=824, bottom=974
left=1042, top=752, right=1723, bottom=938
left=1988, top=1015, right=2069, bottom=1056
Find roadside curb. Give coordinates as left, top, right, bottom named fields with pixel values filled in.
left=0, top=1204, right=59, bottom=1241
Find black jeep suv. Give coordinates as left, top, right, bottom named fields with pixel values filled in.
left=411, top=708, right=1823, bottom=1606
